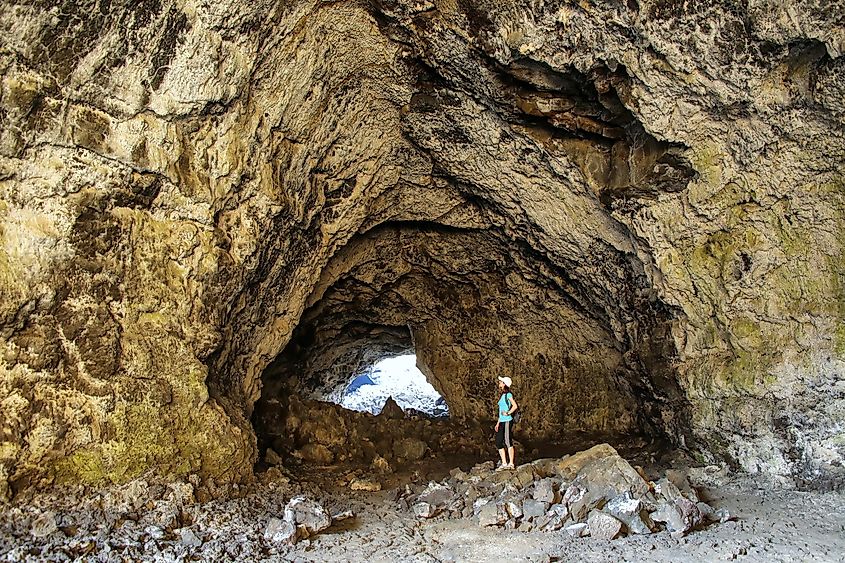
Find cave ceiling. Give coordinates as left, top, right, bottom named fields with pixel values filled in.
left=0, top=0, right=843, bottom=495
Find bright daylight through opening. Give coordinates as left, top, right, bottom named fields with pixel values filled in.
left=339, top=354, right=449, bottom=418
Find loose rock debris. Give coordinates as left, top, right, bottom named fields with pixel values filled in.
left=401, top=444, right=731, bottom=539
left=2, top=443, right=843, bottom=562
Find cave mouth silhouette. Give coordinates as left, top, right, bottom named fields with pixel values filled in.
left=337, top=354, right=450, bottom=418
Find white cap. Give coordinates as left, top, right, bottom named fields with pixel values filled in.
left=498, top=376, right=512, bottom=387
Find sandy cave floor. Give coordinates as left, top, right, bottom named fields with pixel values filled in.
left=2, top=450, right=845, bottom=563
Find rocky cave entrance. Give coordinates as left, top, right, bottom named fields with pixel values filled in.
left=248, top=223, right=692, bottom=477
left=339, top=354, right=450, bottom=419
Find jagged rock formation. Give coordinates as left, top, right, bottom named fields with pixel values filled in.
left=0, top=0, right=843, bottom=498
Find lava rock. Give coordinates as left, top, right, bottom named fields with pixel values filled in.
left=371, top=455, right=392, bottom=474
left=417, top=482, right=454, bottom=508
left=180, top=528, right=202, bottom=547
left=30, top=511, right=58, bottom=538
left=264, top=517, right=297, bottom=545
left=522, top=499, right=548, bottom=520
left=393, top=438, right=428, bottom=462
left=350, top=478, right=382, bottom=491
left=265, top=448, right=283, bottom=466
left=566, top=522, right=589, bottom=537
left=606, top=493, right=653, bottom=535
left=533, top=478, right=556, bottom=503
left=298, top=444, right=334, bottom=464
left=413, top=502, right=438, bottom=518
left=380, top=397, right=404, bottom=420
left=541, top=504, right=571, bottom=531
left=283, top=497, right=331, bottom=537
left=477, top=502, right=504, bottom=527
left=587, top=511, right=623, bottom=540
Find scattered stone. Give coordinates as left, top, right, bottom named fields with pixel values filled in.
left=533, top=478, right=556, bottom=503
left=299, top=444, right=334, bottom=464
left=394, top=438, right=428, bottom=462
left=144, top=525, right=165, bottom=540
left=331, top=510, right=355, bottom=522
left=180, top=528, right=202, bottom=547
left=478, top=503, right=504, bottom=527
left=587, top=511, right=623, bottom=540
left=265, top=448, right=283, bottom=466
left=566, top=522, right=589, bottom=537
left=716, top=508, right=736, bottom=523
left=30, top=511, right=58, bottom=538
left=350, top=478, right=382, bottom=491
left=371, top=455, right=392, bottom=474
left=518, top=521, right=533, bottom=532
left=504, top=500, right=523, bottom=519
left=283, top=497, right=332, bottom=537
left=264, top=517, right=297, bottom=545
left=541, top=504, right=571, bottom=532
left=522, top=499, right=548, bottom=520
left=417, top=482, right=454, bottom=508
left=413, top=502, right=439, bottom=518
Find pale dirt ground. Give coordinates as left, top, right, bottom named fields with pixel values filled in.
left=2, top=452, right=844, bottom=562
left=286, top=475, right=845, bottom=563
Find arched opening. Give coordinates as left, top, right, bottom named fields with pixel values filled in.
left=339, top=354, right=449, bottom=418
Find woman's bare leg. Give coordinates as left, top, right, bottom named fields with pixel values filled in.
left=498, top=448, right=508, bottom=465
left=507, top=446, right=515, bottom=467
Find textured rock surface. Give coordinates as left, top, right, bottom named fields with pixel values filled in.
left=0, top=0, right=843, bottom=496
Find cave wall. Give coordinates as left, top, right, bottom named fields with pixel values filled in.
left=259, top=225, right=648, bottom=440
left=0, top=0, right=843, bottom=498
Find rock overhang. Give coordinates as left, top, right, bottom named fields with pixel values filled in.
left=0, top=0, right=843, bottom=496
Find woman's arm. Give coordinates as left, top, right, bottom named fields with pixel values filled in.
left=507, top=395, right=518, bottom=414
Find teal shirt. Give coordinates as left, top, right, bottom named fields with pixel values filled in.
left=498, top=393, right=513, bottom=422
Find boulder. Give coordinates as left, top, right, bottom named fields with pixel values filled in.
left=265, top=448, right=283, bottom=466
left=394, top=437, right=428, bottom=462
left=298, top=443, right=334, bottom=464
left=478, top=502, right=505, bottom=527
left=533, top=478, right=556, bottom=503
left=350, top=478, right=382, bottom=491
left=565, top=522, right=589, bottom=538
left=606, top=493, right=654, bottom=535
left=566, top=445, right=650, bottom=505
left=587, top=511, right=623, bottom=540
left=380, top=397, right=404, bottom=420
left=264, top=517, right=297, bottom=545
left=522, top=499, right=548, bottom=520
left=413, top=502, right=438, bottom=518
left=283, top=497, right=331, bottom=537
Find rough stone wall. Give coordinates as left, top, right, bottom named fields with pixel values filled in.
left=0, top=0, right=843, bottom=497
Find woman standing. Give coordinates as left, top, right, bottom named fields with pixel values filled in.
left=494, top=376, right=518, bottom=470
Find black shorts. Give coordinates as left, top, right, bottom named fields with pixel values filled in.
left=496, top=420, right=513, bottom=449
